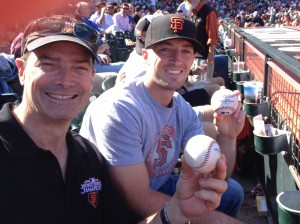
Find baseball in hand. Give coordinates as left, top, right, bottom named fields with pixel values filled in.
left=211, top=89, right=238, bottom=116
left=184, top=135, right=221, bottom=173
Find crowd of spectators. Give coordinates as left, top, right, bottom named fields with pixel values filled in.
left=1, top=0, right=300, bottom=54
left=117, top=0, right=300, bottom=28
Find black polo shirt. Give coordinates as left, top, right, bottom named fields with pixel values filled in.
left=0, top=103, right=139, bottom=224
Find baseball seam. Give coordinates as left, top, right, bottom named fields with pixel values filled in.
left=196, top=140, right=215, bottom=169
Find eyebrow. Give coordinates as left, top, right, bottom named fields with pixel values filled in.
left=37, top=54, right=92, bottom=64
left=158, top=41, right=194, bottom=49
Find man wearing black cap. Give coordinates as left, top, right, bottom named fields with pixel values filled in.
left=0, top=15, right=138, bottom=224
left=81, top=14, right=245, bottom=224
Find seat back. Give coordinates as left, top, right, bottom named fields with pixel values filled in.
left=104, top=33, right=119, bottom=48
left=114, top=31, right=126, bottom=47
left=124, top=30, right=136, bottom=42
left=70, top=91, right=100, bottom=133
left=0, top=93, right=20, bottom=109
left=214, top=54, right=231, bottom=89
left=102, top=75, right=117, bottom=92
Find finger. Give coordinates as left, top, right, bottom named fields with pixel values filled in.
left=232, top=89, right=241, bottom=96
left=232, top=100, right=243, bottom=118
left=213, top=154, right=227, bottom=180
left=180, top=156, right=196, bottom=179
left=198, top=177, right=228, bottom=194
left=194, top=189, right=222, bottom=209
left=237, top=109, right=246, bottom=123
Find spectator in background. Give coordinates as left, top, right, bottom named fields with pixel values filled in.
left=128, top=3, right=136, bottom=30
left=185, top=0, right=218, bottom=79
left=132, top=5, right=143, bottom=25
left=90, top=1, right=107, bottom=29
left=74, top=2, right=125, bottom=91
left=252, top=11, right=265, bottom=26
left=113, top=3, right=132, bottom=31
left=142, top=6, right=152, bottom=16
left=234, top=14, right=242, bottom=27
left=100, top=2, right=115, bottom=30
left=75, top=1, right=101, bottom=33
left=177, top=0, right=190, bottom=16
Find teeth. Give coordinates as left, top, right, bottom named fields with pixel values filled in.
left=168, top=70, right=181, bottom=74
left=48, top=94, right=74, bottom=100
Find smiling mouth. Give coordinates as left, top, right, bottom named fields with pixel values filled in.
left=47, top=93, right=77, bottom=100
left=167, top=69, right=182, bottom=74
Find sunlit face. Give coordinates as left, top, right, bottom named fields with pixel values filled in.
left=143, top=39, right=195, bottom=92
left=185, top=0, right=201, bottom=11
left=16, top=42, right=95, bottom=122
left=106, top=5, right=114, bottom=14
left=121, top=4, right=129, bottom=16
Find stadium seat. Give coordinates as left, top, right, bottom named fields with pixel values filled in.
left=101, top=75, right=117, bottom=92
left=70, top=91, right=100, bottom=133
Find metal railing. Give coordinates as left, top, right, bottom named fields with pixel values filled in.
left=223, top=23, right=300, bottom=188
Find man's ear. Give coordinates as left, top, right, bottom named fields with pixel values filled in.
left=141, top=48, right=148, bottom=61
left=15, top=58, right=26, bottom=86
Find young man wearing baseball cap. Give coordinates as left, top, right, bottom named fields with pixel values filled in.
left=0, top=14, right=229, bottom=224
left=81, top=14, right=246, bottom=223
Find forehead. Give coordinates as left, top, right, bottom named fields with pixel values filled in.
left=29, top=42, right=93, bottom=63
left=154, top=38, right=194, bottom=48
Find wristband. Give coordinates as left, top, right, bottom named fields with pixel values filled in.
left=160, top=202, right=171, bottom=224
left=160, top=202, right=192, bottom=224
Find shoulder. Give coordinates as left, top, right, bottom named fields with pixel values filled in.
left=90, top=13, right=97, bottom=19
left=86, top=79, right=142, bottom=116
left=70, top=132, right=105, bottom=162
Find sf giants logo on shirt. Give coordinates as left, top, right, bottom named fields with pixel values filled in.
left=81, top=177, right=102, bottom=208
left=146, top=126, right=178, bottom=178
left=170, top=16, right=184, bottom=33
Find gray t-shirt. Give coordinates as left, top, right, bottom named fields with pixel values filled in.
left=80, top=77, right=204, bottom=190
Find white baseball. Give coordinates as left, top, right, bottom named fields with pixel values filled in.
left=183, top=135, right=221, bottom=173
left=211, top=89, right=238, bottom=116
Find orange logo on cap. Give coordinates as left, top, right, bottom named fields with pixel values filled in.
left=170, top=17, right=184, bottom=33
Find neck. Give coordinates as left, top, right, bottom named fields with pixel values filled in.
left=144, top=78, right=174, bottom=108
left=12, top=103, right=70, bottom=179
left=13, top=106, right=69, bottom=147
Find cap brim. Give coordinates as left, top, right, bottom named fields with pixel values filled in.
left=146, top=36, right=204, bottom=55
left=26, top=35, right=99, bottom=62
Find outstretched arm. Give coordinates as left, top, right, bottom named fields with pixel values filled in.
left=140, top=155, right=228, bottom=224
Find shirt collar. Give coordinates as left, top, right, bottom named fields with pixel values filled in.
left=0, top=103, right=87, bottom=158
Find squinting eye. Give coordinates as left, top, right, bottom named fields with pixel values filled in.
left=159, top=48, right=170, bottom=53
left=183, top=49, right=193, bottom=54
left=76, top=66, right=89, bottom=71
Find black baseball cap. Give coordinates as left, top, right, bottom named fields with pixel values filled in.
left=134, top=15, right=152, bottom=55
left=21, top=15, right=100, bottom=62
left=145, top=14, right=204, bottom=54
